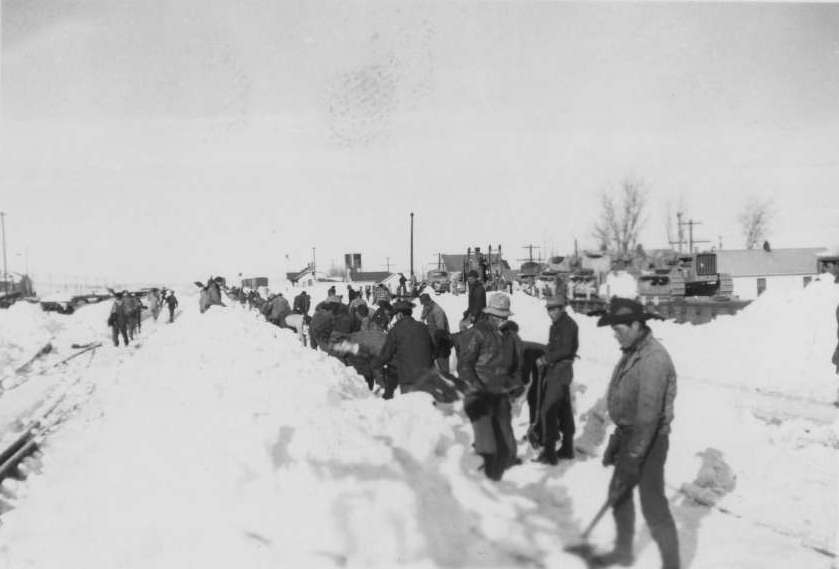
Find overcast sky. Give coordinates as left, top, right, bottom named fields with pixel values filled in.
left=2, top=1, right=838, bottom=285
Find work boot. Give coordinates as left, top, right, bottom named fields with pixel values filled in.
left=590, top=548, right=634, bottom=567
left=533, top=449, right=558, bottom=465
left=557, top=441, right=575, bottom=460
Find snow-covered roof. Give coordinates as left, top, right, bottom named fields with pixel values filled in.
left=716, top=247, right=826, bottom=277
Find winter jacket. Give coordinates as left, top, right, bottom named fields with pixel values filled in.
left=457, top=318, right=524, bottom=395
left=269, top=295, right=292, bottom=322
left=421, top=301, right=450, bottom=338
left=467, top=282, right=487, bottom=319
left=309, top=308, right=335, bottom=346
left=165, top=295, right=178, bottom=309
left=373, top=316, right=434, bottom=387
left=543, top=310, right=579, bottom=386
left=607, top=331, right=677, bottom=463
left=109, top=299, right=129, bottom=326
left=293, top=293, right=311, bottom=315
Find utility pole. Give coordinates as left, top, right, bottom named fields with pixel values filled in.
left=409, top=212, right=414, bottom=280
left=311, top=247, right=316, bottom=280
left=669, top=213, right=710, bottom=253
left=521, top=244, right=540, bottom=263
left=382, top=257, right=392, bottom=272
left=1, top=211, right=7, bottom=294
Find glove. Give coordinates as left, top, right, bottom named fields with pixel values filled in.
left=602, top=432, right=621, bottom=467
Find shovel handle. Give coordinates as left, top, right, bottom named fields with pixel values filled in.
left=581, top=498, right=612, bottom=540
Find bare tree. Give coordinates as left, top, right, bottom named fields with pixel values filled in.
left=737, top=197, right=774, bottom=249
left=593, top=178, right=648, bottom=257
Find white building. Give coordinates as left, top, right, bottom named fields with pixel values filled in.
left=716, top=247, right=826, bottom=300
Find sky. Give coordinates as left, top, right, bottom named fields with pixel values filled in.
left=1, top=1, right=838, bottom=285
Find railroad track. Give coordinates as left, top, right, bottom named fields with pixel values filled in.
left=0, top=343, right=102, bottom=488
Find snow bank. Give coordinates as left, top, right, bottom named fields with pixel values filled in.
left=0, top=302, right=590, bottom=569
left=0, top=303, right=53, bottom=379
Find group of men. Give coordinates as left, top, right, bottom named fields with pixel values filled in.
left=108, top=288, right=178, bottom=347
left=244, top=273, right=680, bottom=568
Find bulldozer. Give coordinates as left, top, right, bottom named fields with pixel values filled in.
left=637, top=251, right=734, bottom=301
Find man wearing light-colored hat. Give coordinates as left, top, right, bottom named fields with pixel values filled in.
left=457, top=292, right=523, bottom=481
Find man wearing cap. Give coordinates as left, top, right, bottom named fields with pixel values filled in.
left=419, top=293, right=453, bottom=374
left=593, top=297, right=679, bottom=569
left=457, top=292, right=524, bottom=481
left=372, top=300, right=434, bottom=398
left=532, top=293, right=579, bottom=464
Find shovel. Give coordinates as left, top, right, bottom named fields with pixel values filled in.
left=564, top=497, right=612, bottom=558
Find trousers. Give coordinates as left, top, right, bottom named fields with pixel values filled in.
left=611, top=433, right=680, bottom=569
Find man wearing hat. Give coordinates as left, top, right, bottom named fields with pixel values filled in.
left=465, top=270, right=487, bottom=323
left=419, top=293, right=452, bottom=374
left=593, top=297, right=679, bottom=569
left=531, top=292, right=579, bottom=464
left=372, top=299, right=434, bottom=399
left=457, top=292, right=524, bottom=481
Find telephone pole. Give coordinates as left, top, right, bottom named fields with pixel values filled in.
left=669, top=212, right=710, bottom=253
left=410, top=212, right=415, bottom=280
left=521, top=243, right=541, bottom=263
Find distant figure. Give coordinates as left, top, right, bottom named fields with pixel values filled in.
left=364, top=285, right=372, bottom=302
left=123, top=292, right=141, bottom=339
left=165, top=292, right=179, bottom=323
left=108, top=292, right=130, bottom=347
left=398, top=273, right=407, bottom=297
left=148, top=289, right=162, bottom=321
left=372, top=283, right=391, bottom=305
left=465, top=270, right=487, bottom=324
left=293, top=290, right=311, bottom=315
left=327, top=285, right=336, bottom=298
left=833, top=301, right=839, bottom=407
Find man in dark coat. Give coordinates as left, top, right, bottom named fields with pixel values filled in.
left=532, top=294, right=579, bottom=464
left=165, top=291, right=178, bottom=323
left=293, top=290, right=311, bottom=315
left=466, top=270, right=487, bottom=323
left=458, top=293, right=523, bottom=481
left=108, top=293, right=130, bottom=347
left=372, top=300, right=434, bottom=399
left=593, top=297, right=679, bottom=569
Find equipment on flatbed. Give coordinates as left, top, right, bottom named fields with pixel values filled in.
left=637, top=252, right=733, bottom=301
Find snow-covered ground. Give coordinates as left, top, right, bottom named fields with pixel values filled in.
left=0, top=279, right=836, bottom=568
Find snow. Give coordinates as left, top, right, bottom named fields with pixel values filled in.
left=0, top=279, right=837, bottom=568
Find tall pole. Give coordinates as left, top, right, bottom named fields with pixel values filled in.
left=410, top=212, right=414, bottom=279
left=312, top=247, right=316, bottom=281
left=1, top=212, right=7, bottom=294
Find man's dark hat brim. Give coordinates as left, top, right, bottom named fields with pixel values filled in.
left=593, top=297, right=665, bottom=327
